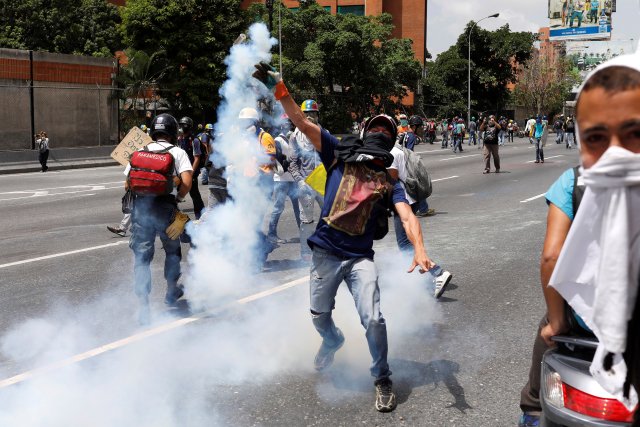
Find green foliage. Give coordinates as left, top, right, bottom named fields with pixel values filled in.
left=253, top=2, right=421, bottom=132
left=120, top=0, right=248, bottom=122
left=0, top=0, right=121, bottom=57
left=512, top=50, right=581, bottom=118
left=422, top=23, right=536, bottom=118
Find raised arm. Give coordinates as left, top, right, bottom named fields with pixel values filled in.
left=253, top=62, right=321, bottom=151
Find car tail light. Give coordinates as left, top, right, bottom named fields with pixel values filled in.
left=542, top=363, right=565, bottom=408
left=563, top=383, right=637, bottom=423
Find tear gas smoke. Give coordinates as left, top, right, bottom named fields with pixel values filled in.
left=0, top=22, right=448, bottom=426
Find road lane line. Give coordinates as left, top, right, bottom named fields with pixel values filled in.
left=432, top=175, right=459, bottom=182
left=0, top=241, right=129, bottom=269
left=0, top=182, right=124, bottom=195
left=520, top=193, right=546, bottom=203
left=439, top=154, right=480, bottom=161
left=526, top=155, right=563, bottom=163
left=0, top=275, right=309, bottom=388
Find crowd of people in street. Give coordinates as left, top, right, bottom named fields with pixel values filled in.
left=96, top=49, right=640, bottom=423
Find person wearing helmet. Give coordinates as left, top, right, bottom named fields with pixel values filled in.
left=177, top=116, right=206, bottom=219
left=397, top=113, right=409, bottom=135
left=140, top=124, right=149, bottom=135
left=507, top=119, right=515, bottom=143
left=289, top=99, right=325, bottom=261
left=253, top=61, right=435, bottom=414
left=198, top=123, right=214, bottom=186
left=125, top=113, right=193, bottom=325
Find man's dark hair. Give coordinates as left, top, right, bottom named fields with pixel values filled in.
left=581, top=66, right=640, bottom=94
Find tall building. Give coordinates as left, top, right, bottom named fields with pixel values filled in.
left=242, top=0, right=427, bottom=68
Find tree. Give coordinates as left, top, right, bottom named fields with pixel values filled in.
left=120, top=0, right=248, bottom=121
left=422, top=23, right=536, bottom=118
left=0, top=0, right=121, bottom=57
left=250, top=2, right=422, bottom=131
left=512, top=50, right=581, bottom=117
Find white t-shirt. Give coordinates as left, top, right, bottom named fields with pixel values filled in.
left=389, top=145, right=416, bottom=205
left=124, top=140, right=193, bottom=196
left=273, top=134, right=294, bottom=182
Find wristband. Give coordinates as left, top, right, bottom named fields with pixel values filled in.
left=273, top=80, right=289, bottom=100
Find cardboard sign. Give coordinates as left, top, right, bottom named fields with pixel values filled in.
left=110, top=127, right=153, bottom=166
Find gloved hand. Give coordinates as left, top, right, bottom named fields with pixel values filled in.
left=253, top=62, right=289, bottom=100
left=166, top=210, right=191, bottom=240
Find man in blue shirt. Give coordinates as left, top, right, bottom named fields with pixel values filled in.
left=254, top=62, right=435, bottom=413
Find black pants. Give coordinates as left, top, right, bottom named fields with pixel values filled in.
left=38, top=150, right=49, bottom=172
left=189, top=178, right=205, bottom=220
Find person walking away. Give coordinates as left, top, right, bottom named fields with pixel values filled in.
left=507, top=120, right=515, bottom=143
left=441, top=118, right=450, bottom=148
left=36, top=131, right=49, bottom=172
left=468, top=117, right=477, bottom=145
left=565, top=116, right=576, bottom=149
left=388, top=145, right=453, bottom=298
left=267, top=118, right=301, bottom=244
left=198, top=124, right=214, bottom=185
left=289, top=99, right=325, bottom=262
left=254, top=61, right=435, bottom=413
left=452, top=118, right=465, bottom=153
left=125, top=114, right=193, bottom=325
left=525, top=116, right=537, bottom=145
left=480, top=116, right=501, bottom=173
left=553, top=116, right=565, bottom=144
left=533, top=117, right=546, bottom=164
left=177, top=117, right=205, bottom=220
left=498, top=117, right=508, bottom=145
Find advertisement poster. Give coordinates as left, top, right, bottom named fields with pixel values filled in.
left=565, top=39, right=635, bottom=88
left=548, top=0, right=613, bottom=41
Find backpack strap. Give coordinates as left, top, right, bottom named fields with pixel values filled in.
left=571, top=165, right=584, bottom=218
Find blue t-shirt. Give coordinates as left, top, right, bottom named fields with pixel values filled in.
left=401, top=132, right=418, bottom=151
left=545, top=167, right=593, bottom=333
left=545, top=168, right=575, bottom=220
left=308, top=129, right=408, bottom=259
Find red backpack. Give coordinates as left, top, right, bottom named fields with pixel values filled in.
left=128, top=146, right=176, bottom=195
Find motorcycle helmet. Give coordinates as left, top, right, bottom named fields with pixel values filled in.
left=179, top=116, right=194, bottom=131
left=150, top=114, right=179, bottom=142
left=408, top=115, right=423, bottom=127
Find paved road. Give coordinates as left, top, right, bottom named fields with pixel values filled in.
left=0, top=137, right=579, bottom=426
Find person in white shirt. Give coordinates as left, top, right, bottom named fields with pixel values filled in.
left=36, top=131, right=49, bottom=172
left=125, top=114, right=193, bottom=325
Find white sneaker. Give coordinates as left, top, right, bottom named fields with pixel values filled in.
left=434, top=271, right=452, bottom=299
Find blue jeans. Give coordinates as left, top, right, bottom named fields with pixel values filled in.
left=498, top=130, right=505, bottom=145
left=129, top=196, right=182, bottom=299
left=268, top=181, right=301, bottom=237
left=309, top=246, right=391, bottom=380
left=393, top=206, right=443, bottom=294
left=469, top=130, right=476, bottom=145
left=535, top=138, right=544, bottom=162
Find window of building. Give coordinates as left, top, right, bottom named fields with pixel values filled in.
left=337, top=5, right=365, bottom=16
left=289, top=6, right=331, bottom=12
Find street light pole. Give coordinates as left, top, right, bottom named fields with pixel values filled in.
left=468, top=13, right=499, bottom=127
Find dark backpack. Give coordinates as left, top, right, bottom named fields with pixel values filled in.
left=399, top=145, right=433, bottom=200
left=571, top=165, right=585, bottom=218
left=128, top=146, right=176, bottom=196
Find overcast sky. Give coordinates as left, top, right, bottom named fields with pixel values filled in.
left=427, top=0, right=640, bottom=58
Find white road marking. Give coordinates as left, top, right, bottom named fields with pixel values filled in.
left=0, top=182, right=123, bottom=194
left=0, top=275, right=309, bottom=388
left=526, top=155, right=563, bottom=163
left=439, top=154, right=480, bottom=161
left=432, top=175, right=459, bottom=182
left=0, top=241, right=129, bottom=269
left=0, top=183, right=123, bottom=201
left=520, top=193, right=546, bottom=203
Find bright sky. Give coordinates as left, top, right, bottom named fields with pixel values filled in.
left=427, top=0, right=640, bottom=58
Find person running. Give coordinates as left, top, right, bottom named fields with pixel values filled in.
left=480, top=116, right=501, bottom=174
left=254, top=61, right=435, bottom=413
left=533, top=117, right=546, bottom=164
left=388, top=145, right=453, bottom=298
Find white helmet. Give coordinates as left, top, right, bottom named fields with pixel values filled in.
left=238, top=107, right=259, bottom=120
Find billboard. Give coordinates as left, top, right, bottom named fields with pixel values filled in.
left=548, top=0, right=613, bottom=41
left=565, top=39, right=635, bottom=88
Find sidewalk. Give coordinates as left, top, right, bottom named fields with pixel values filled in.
left=0, top=146, right=119, bottom=175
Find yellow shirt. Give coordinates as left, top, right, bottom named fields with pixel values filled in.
left=258, top=130, right=276, bottom=175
